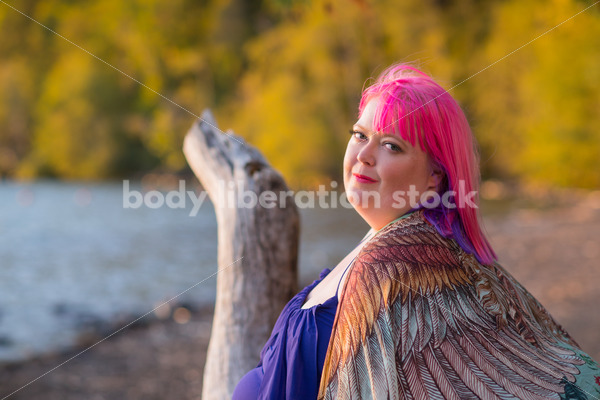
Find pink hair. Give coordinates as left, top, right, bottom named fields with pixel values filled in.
left=359, top=64, right=497, bottom=264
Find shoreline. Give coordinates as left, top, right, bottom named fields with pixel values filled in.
left=0, top=305, right=214, bottom=400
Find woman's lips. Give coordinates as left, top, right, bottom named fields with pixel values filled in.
left=353, top=173, right=377, bottom=183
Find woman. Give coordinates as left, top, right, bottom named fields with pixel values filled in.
left=233, top=64, right=600, bottom=399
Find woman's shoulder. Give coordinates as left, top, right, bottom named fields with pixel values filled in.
left=347, top=210, right=578, bottom=345
left=349, top=209, right=469, bottom=295
left=368, top=209, right=460, bottom=255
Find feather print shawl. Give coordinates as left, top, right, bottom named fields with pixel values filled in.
left=318, top=210, right=600, bottom=399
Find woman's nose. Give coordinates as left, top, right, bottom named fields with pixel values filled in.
left=357, top=141, right=376, bottom=165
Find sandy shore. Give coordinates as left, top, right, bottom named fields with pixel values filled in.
left=0, top=305, right=214, bottom=400
left=1, top=200, right=599, bottom=399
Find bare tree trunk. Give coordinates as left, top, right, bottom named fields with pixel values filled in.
left=183, top=110, right=299, bottom=400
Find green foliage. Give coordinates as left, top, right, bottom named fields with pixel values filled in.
left=229, top=0, right=451, bottom=185
left=471, top=0, right=600, bottom=188
left=0, top=0, right=598, bottom=188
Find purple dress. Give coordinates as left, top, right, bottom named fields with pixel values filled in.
left=232, top=268, right=338, bottom=400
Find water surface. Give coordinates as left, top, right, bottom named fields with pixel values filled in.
left=0, top=181, right=367, bottom=361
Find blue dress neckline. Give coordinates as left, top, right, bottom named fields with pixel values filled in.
left=298, top=268, right=338, bottom=310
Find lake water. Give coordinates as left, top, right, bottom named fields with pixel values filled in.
left=0, top=181, right=368, bottom=362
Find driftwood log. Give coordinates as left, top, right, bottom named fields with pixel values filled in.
left=183, top=110, right=299, bottom=400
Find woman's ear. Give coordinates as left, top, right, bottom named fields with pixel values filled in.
left=427, top=167, right=443, bottom=191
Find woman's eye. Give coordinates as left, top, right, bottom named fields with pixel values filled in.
left=384, top=142, right=402, bottom=152
left=349, top=130, right=367, bottom=141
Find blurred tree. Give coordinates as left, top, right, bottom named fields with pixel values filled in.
left=0, top=0, right=54, bottom=178
left=3, top=0, right=279, bottom=178
left=472, top=0, right=600, bottom=188
left=0, top=59, right=34, bottom=177
left=19, top=52, right=133, bottom=178
left=0, top=0, right=598, bottom=188
left=229, top=0, right=452, bottom=186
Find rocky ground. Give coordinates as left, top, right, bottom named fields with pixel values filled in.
left=0, top=304, right=214, bottom=400
left=1, top=196, right=599, bottom=400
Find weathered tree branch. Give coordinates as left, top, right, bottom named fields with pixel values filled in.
left=183, top=110, right=299, bottom=400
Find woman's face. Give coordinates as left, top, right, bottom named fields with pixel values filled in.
left=343, top=98, right=439, bottom=230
